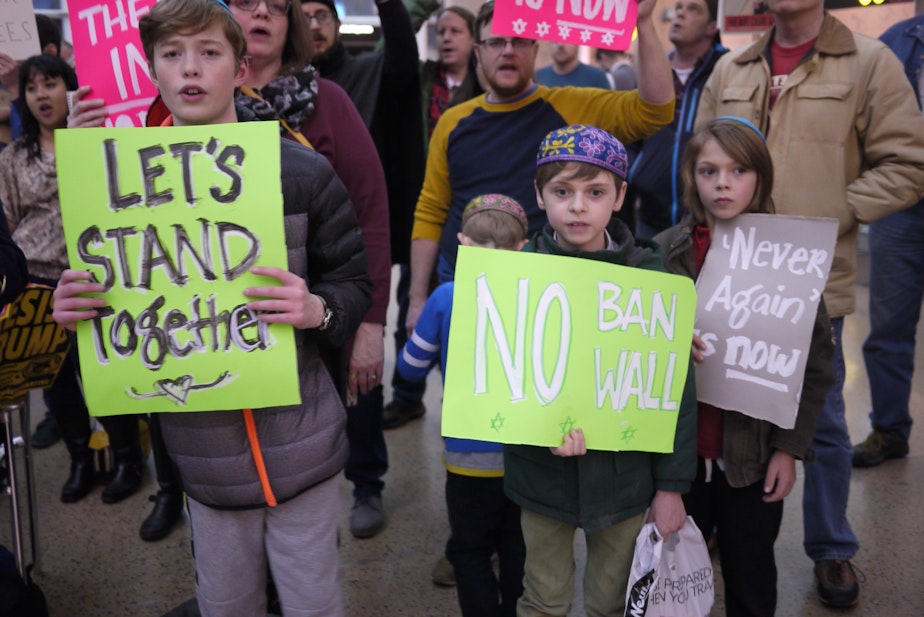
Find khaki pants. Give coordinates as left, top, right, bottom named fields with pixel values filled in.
left=517, top=508, right=645, bottom=617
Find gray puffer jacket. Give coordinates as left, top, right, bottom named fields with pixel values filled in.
left=159, top=138, right=372, bottom=509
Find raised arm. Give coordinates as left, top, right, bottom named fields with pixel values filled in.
left=633, top=0, right=674, bottom=105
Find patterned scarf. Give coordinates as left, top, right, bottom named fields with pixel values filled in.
left=427, top=65, right=452, bottom=138
left=236, top=64, right=319, bottom=132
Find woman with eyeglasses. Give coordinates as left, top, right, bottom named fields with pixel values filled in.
left=67, top=0, right=391, bottom=546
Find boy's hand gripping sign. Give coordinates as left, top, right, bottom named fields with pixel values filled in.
left=694, top=214, right=837, bottom=428
left=443, top=247, right=696, bottom=453
left=57, top=123, right=300, bottom=416
left=492, top=0, right=638, bottom=51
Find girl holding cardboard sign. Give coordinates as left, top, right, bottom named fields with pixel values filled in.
left=653, top=117, right=835, bottom=617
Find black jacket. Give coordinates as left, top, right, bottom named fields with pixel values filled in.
left=159, top=138, right=372, bottom=508
left=0, top=208, right=27, bottom=306
left=315, top=0, right=425, bottom=264
left=627, top=44, right=728, bottom=233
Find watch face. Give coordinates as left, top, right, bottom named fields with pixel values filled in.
left=320, top=308, right=333, bottom=331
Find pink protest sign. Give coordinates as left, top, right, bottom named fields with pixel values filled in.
left=492, top=0, right=638, bottom=51
left=68, top=0, right=158, bottom=127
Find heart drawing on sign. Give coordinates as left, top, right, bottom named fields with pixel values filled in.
left=155, top=375, right=195, bottom=405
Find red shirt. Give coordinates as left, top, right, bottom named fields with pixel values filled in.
left=693, top=225, right=724, bottom=459
left=769, top=37, right=817, bottom=110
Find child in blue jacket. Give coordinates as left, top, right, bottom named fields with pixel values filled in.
left=398, top=194, right=528, bottom=617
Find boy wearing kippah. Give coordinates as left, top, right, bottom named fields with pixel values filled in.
left=503, top=125, right=698, bottom=616
left=398, top=194, right=529, bottom=617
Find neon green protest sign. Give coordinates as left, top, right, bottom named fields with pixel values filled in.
left=442, top=247, right=696, bottom=453
left=57, top=123, right=299, bottom=416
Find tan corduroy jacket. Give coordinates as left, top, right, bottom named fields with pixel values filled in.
left=697, top=13, right=924, bottom=318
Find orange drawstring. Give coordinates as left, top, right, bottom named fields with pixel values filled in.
left=243, top=409, right=277, bottom=507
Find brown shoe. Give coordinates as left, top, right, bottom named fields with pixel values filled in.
left=431, top=555, right=455, bottom=587
left=382, top=401, right=425, bottom=430
left=852, top=429, right=908, bottom=468
left=814, top=559, right=859, bottom=607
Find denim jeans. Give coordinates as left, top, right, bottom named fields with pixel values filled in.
left=389, top=264, right=426, bottom=406
left=344, top=385, right=387, bottom=498
left=802, top=317, right=858, bottom=561
left=861, top=201, right=924, bottom=441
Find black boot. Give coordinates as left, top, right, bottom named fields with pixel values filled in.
left=61, top=455, right=95, bottom=503
left=101, top=445, right=143, bottom=504
left=100, top=415, right=143, bottom=504
left=139, top=490, right=184, bottom=541
left=140, top=413, right=184, bottom=541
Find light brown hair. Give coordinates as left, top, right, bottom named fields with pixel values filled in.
left=535, top=161, right=624, bottom=194
left=140, top=0, right=248, bottom=68
left=280, top=3, right=313, bottom=74
left=681, top=117, right=774, bottom=226
left=462, top=209, right=527, bottom=249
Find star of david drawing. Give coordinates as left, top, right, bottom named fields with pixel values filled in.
left=601, top=32, right=615, bottom=46
left=490, top=412, right=505, bottom=432
left=559, top=416, right=577, bottom=434
left=580, top=29, right=592, bottom=43
left=621, top=426, right=637, bottom=443
left=558, top=24, right=572, bottom=39
left=512, top=18, right=528, bottom=35
left=536, top=21, right=550, bottom=37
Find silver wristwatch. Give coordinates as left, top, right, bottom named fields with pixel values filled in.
left=317, top=295, right=333, bottom=331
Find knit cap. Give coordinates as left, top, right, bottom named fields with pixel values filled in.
left=536, top=124, right=628, bottom=179
left=461, top=194, right=528, bottom=235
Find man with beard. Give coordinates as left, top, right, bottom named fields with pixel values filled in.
left=408, top=0, right=675, bottom=334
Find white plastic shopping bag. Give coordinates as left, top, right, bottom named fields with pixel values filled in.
left=625, top=516, right=714, bottom=617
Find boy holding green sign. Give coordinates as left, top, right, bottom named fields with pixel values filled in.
left=51, top=0, right=371, bottom=614
left=398, top=194, right=529, bottom=617
left=504, top=125, right=697, bottom=616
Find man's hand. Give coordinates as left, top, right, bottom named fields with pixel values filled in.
left=551, top=428, right=587, bottom=457
left=52, top=269, right=108, bottom=331
left=349, top=322, right=385, bottom=397
left=763, top=450, right=796, bottom=503
left=648, top=490, right=686, bottom=538
left=67, top=85, right=109, bottom=128
left=244, top=266, right=325, bottom=330
left=636, top=0, right=657, bottom=22
left=0, top=52, right=21, bottom=95
left=406, top=294, right=426, bottom=335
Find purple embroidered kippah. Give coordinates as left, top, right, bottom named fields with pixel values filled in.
left=536, top=124, right=628, bottom=180
left=461, top=194, right=529, bottom=235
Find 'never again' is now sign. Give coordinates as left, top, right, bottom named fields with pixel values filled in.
left=693, top=214, right=836, bottom=428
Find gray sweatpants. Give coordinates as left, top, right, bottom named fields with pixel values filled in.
left=188, top=474, right=344, bottom=617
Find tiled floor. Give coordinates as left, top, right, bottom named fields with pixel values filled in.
left=3, top=263, right=923, bottom=616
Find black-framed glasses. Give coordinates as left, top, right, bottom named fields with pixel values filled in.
left=478, top=37, right=535, bottom=52
left=230, top=0, right=290, bottom=17
left=303, top=9, right=334, bottom=25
